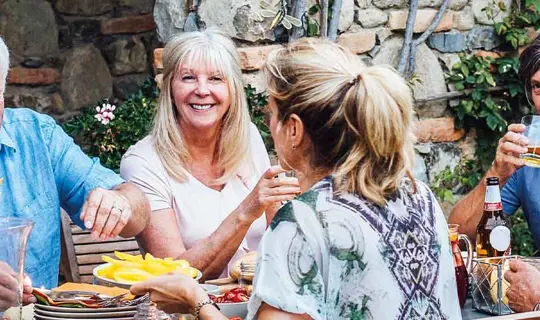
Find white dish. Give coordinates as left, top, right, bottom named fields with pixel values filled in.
left=34, top=308, right=136, bottom=319
left=34, top=304, right=137, bottom=313
left=34, top=315, right=134, bottom=320
left=200, top=284, right=220, bottom=295
left=217, top=301, right=248, bottom=319
left=92, top=263, right=203, bottom=289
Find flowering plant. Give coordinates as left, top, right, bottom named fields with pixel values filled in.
left=94, top=103, right=116, bottom=125
left=64, top=79, right=158, bottom=171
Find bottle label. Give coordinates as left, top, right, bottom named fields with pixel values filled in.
left=490, top=225, right=511, bottom=252
left=484, top=203, right=503, bottom=211
left=484, top=184, right=502, bottom=211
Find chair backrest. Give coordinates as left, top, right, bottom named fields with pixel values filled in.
left=60, top=211, right=141, bottom=284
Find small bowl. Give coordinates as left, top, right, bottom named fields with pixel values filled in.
left=217, top=301, right=248, bottom=319
left=92, top=263, right=203, bottom=289
left=200, top=284, right=220, bottom=295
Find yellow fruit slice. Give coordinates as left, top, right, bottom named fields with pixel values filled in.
left=143, top=259, right=174, bottom=276
left=115, top=251, right=143, bottom=262
left=113, top=268, right=153, bottom=284
left=96, top=264, right=117, bottom=279
left=176, top=266, right=199, bottom=279
left=102, top=255, right=143, bottom=269
left=163, top=259, right=190, bottom=268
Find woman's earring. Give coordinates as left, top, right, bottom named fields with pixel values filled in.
left=292, top=145, right=296, bottom=150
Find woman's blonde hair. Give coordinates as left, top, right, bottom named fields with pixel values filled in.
left=152, top=29, right=251, bottom=185
left=263, top=38, right=417, bottom=206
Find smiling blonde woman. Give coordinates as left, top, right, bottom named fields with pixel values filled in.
left=120, top=29, right=300, bottom=281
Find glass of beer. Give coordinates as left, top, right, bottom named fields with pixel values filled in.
left=521, top=115, right=540, bottom=168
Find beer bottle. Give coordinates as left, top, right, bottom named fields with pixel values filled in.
left=476, top=177, right=511, bottom=258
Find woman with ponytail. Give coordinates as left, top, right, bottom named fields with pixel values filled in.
left=131, top=38, right=461, bottom=320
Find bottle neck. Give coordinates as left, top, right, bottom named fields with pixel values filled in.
left=484, top=184, right=502, bottom=212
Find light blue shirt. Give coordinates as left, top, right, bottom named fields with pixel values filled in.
left=0, top=108, right=124, bottom=289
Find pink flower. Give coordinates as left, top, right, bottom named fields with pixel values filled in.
left=94, top=103, right=116, bottom=125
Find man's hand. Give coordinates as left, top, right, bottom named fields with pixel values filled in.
left=504, top=260, right=540, bottom=312
left=80, top=187, right=132, bottom=240
left=0, top=263, right=36, bottom=312
left=493, top=124, right=528, bottom=182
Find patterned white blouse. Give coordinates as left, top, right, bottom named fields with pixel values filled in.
left=247, top=176, right=461, bottom=319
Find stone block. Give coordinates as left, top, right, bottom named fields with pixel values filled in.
left=355, top=0, right=371, bottom=9
left=237, top=45, right=283, bottom=71
left=356, top=8, right=389, bottom=28
left=428, top=31, right=467, bottom=53
left=474, top=50, right=501, bottom=59
left=471, top=0, right=512, bottom=25
left=419, top=0, right=443, bottom=8
left=424, top=142, right=461, bottom=183
left=7, top=68, right=61, bottom=85
left=242, top=71, right=266, bottom=94
left=413, top=151, right=429, bottom=183
left=414, top=117, right=466, bottom=143
left=101, top=14, right=156, bottom=35
left=61, top=45, right=113, bottom=111
left=104, top=38, right=148, bottom=76
left=198, top=1, right=274, bottom=43
left=449, top=0, right=469, bottom=10
left=373, top=0, right=407, bottom=9
left=466, top=26, right=501, bottom=50
left=153, top=0, right=186, bottom=42
left=452, top=6, right=475, bottom=31
left=56, top=0, right=114, bottom=15
left=339, top=0, right=356, bottom=32
left=4, top=86, right=62, bottom=115
left=0, top=0, right=58, bottom=57
left=337, top=31, right=377, bottom=54
left=120, top=0, right=154, bottom=14
left=388, top=9, right=453, bottom=33
left=372, top=37, right=448, bottom=118
left=113, top=73, right=150, bottom=100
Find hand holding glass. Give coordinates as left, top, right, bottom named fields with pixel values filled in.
left=521, top=115, right=540, bottom=168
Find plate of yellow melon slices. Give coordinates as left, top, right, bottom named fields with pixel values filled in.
left=93, top=251, right=202, bottom=289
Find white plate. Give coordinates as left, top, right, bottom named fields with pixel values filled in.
left=218, top=301, right=248, bottom=319
left=33, top=315, right=134, bottom=320
left=34, top=309, right=136, bottom=319
left=93, top=263, right=203, bottom=289
left=34, top=304, right=137, bottom=313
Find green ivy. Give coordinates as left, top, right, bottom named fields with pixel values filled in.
left=245, top=84, right=273, bottom=150
left=494, top=2, right=540, bottom=49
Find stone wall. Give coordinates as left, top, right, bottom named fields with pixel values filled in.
left=0, top=0, right=158, bottom=121
left=152, top=0, right=526, bottom=204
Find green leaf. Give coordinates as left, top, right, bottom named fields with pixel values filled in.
left=485, top=74, right=496, bottom=86
left=487, top=114, right=500, bottom=131
left=497, top=1, right=507, bottom=11
left=308, top=5, right=319, bottom=15
left=461, top=64, right=470, bottom=77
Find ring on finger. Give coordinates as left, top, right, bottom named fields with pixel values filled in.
left=111, top=204, right=123, bottom=213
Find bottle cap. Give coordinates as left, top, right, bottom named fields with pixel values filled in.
left=487, top=177, right=500, bottom=186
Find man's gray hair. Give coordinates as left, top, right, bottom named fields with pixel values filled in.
left=0, top=37, right=9, bottom=94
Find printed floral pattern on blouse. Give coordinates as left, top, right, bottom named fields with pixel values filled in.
left=246, top=176, right=461, bottom=320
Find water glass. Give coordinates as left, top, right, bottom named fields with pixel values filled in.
left=520, top=115, right=540, bottom=168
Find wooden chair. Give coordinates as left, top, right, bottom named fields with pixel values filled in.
left=60, top=211, right=141, bottom=283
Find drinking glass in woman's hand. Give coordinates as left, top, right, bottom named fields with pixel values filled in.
left=245, top=166, right=301, bottom=219
left=521, top=115, right=540, bottom=168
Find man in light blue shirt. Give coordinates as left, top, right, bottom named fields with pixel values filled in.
left=0, top=37, right=150, bottom=311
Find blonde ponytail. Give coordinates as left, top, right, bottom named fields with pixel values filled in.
left=264, top=38, right=416, bottom=206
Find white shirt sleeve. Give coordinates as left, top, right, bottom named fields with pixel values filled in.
left=120, top=139, right=172, bottom=212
